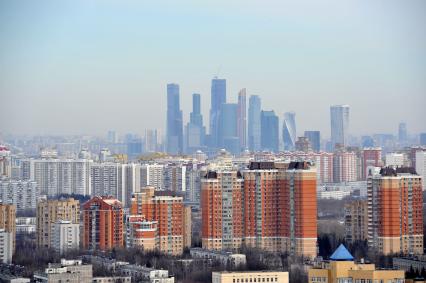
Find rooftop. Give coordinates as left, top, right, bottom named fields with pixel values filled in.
left=330, top=244, right=354, bottom=261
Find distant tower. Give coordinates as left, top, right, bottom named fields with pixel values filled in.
left=185, top=93, right=206, bottom=153
left=166, top=83, right=183, bottom=154
left=304, top=131, right=321, bottom=152
left=237, top=89, right=247, bottom=151
left=261, top=110, right=279, bottom=152
left=248, top=95, right=261, bottom=152
left=398, top=122, right=407, bottom=144
left=283, top=112, right=296, bottom=151
left=219, top=103, right=239, bottom=154
left=209, top=78, right=226, bottom=148
left=330, top=105, right=349, bottom=149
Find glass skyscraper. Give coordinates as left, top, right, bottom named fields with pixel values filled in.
left=248, top=95, right=261, bottom=152
left=219, top=103, right=239, bottom=154
left=209, top=78, right=226, bottom=148
left=185, top=93, right=205, bottom=153
left=304, top=130, right=321, bottom=152
left=283, top=112, right=296, bottom=151
left=330, top=105, right=349, bottom=149
left=261, top=110, right=279, bottom=152
left=166, top=83, right=183, bottom=154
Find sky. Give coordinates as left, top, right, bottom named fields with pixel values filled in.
left=1, top=0, right=425, bottom=138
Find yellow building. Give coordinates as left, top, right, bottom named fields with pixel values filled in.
left=308, top=244, right=405, bottom=283
left=37, top=198, right=80, bottom=248
left=0, top=204, right=16, bottom=252
left=212, top=271, right=289, bottom=283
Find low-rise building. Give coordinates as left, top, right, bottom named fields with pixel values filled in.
left=0, top=274, right=31, bottom=283
left=308, top=244, right=405, bottom=283
left=393, top=256, right=426, bottom=273
left=33, top=259, right=92, bottom=283
left=118, top=264, right=174, bottom=283
left=212, top=271, right=289, bottom=283
left=190, top=248, right=246, bottom=268
left=92, top=277, right=131, bottom=283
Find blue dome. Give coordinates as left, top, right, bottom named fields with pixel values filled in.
left=330, top=244, right=354, bottom=261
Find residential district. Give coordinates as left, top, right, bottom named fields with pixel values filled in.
left=1, top=79, right=426, bottom=283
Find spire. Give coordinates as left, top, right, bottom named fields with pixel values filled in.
left=330, top=244, right=354, bottom=261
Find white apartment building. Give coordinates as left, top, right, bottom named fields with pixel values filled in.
left=21, top=159, right=92, bottom=196
left=416, top=151, right=426, bottom=191
left=140, top=164, right=164, bottom=190
left=51, top=220, right=80, bottom=254
left=91, top=162, right=126, bottom=203
left=0, top=179, right=38, bottom=211
left=0, top=229, right=13, bottom=263
left=385, top=153, right=407, bottom=167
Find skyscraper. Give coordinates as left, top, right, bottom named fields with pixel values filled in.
left=304, top=131, right=321, bottom=152
left=330, top=105, right=350, bottom=149
left=283, top=112, right=296, bottom=151
left=209, top=78, right=226, bottom=148
left=398, top=122, right=407, bottom=144
left=185, top=93, right=205, bottom=153
left=420, top=133, right=426, bottom=146
left=261, top=110, right=279, bottom=152
left=219, top=103, right=239, bottom=154
left=248, top=95, right=261, bottom=152
left=166, top=83, right=183, bottom=154
left=237, top=89, right=247, bottom=151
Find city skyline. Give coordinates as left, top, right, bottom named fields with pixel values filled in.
left=1, top=0, right=426, bottom=136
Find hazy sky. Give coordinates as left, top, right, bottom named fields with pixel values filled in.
left=1, top=0, right=425, bottom=138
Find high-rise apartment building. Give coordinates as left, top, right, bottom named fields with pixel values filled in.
left=248, top=95, right=261, bottom=152
left=37, top=198, right=80, bottom=248
left=210, top=78, right=227, bottom=148
left=0, top=229, right=12, bottom=263
left=145, top=129, right=160, bottom=152
left=368, top=167, right=423, bottom=255
left=0, top=204, right=16, bottom=253
left=344, top=200, right=368, bottom=244
left=125, top=215, right=158, bottom=251
left=166, top=83, right=183, bottom=154
left=51, top=220, right=80, bottom=254
left=304, top=131, right=321, bottom=152
left=237, top=89, right=247, bottom=151
left=333, top=149, right=357, bottom=183
left=416, top=151, right=426, bottom=191
left=140, top=164, right=165, bottom=190
left=362, top=147, right=382, bottom=179
left=283, top=112, right=296, bottom=151
left=201, top=161, right=317, bottom=258
left=82, top=196, right=124, bottom=251
left=130, top=187, right=190, bottom=255
left=385, top=153, right=407, bottom=167
left=330, top=105, right=349, bottom=149
left=23, top=159, right=92, bottom=196
left=0, top=180, right=38, bottom=212
left=90, top=162, right=127, bottom=205
left=261, top=111, right=279, bottom=152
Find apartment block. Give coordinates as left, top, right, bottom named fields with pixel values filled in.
left=368, top=167, right=423, bottom=255
left=0, top=179, right=38, bottom=212
left=344, top=200, right=368, bottom=244
left=0, top=204, right=16, bottom=253
left=51, top=220, right=80, bottom=254
left=212, top=271, right=289, bottom=283
left=36, top=198, right=80, bottom=248
left=82, top=196, right=124, bottom=251
left=0, top=229, right=12, bottom=263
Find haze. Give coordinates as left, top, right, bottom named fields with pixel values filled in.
left=1, top=0, right=425, bottom=137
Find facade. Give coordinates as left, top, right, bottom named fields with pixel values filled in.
left=248, top=95, right=261, bottom=152
left=0, top=179, right=38, bottom=212
left=23, top=159, right=92, bottom=196
left=16, top=217, right=36, bottom=234
left=118, top=264, right=174, bottom=283
left=333, top=149, right=357, bottom=183
left=130, top=187, right=190, bottom=255
left=141, top=164, right=165, bottom=190
left=385, top=153, right=407, bottom=167
left=237, top=88, right=247, bottom=151
left=82, top=196, right=124, bottom=251
left=362, top=147, right=382, bottom=180
left=190, top=248, right=246, bottom=268
left=212, top=271, right=289, bottom=283
left=51, top=220, right=80, bottom=254
left=125, top=215, right=158, bottom=251
left=0, top=229, right=12, bottom=263
left=304, top=131, right=320, bottom=152
left=261, top=111, right=279, bottom=152
left=283, top=112, right=296, bottom=151
left=34, top=259, right=93, bottom=283
left=36, top=198, right=80, bottom=248
left=368, top=167, right=423, bottom=255
left=210, top=78, right=227, bottom=148
left=201, top=161, right=317, bottom=258
left=393, top=256, right=426, bottom=273
left=308, top=245, right=404, bottom=283
left=344, top=200, right=368, bottom=244
left=416, top=151, right=426, bottom=191
left=90, top=162, right=127, bottom=205
left=330, top=105, right=349, bottom=149
left=166, top=83, right=183, bottom=154
left=0, top=204, right=15, bottom=252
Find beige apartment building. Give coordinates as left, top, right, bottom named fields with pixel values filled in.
left=212, top=271, right=289, bottom=283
